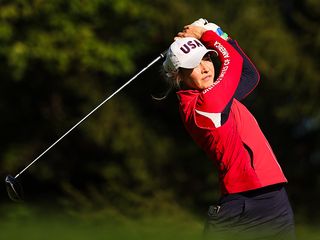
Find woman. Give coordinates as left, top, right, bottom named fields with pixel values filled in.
left=162, top=19, right=296, bottom=239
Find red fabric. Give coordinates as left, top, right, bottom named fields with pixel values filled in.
left=176, top=31, right=287, bottom=195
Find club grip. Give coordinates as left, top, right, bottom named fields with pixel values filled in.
left=160, top=50, right=168, bottom=59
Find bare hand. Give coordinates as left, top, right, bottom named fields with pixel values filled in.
left=174, top=25, right=206, bottom=41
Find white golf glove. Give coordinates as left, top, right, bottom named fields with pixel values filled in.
left=191, top=18, right=229, bottom=40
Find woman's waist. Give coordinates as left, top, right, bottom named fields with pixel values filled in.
left=219, top=183, right=286, bottom=204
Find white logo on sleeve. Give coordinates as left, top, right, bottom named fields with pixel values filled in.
left=195, top=110, right=222, bottom=128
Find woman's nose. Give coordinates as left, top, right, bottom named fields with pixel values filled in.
left=200, top=61, right=209, bottom=73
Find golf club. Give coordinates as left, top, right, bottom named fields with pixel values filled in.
left=5, top=50, right=167, bottom=201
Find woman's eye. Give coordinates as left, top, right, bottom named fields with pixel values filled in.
left=203, top=54, right=212, bottom=61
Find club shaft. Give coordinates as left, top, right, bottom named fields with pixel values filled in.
left=15, top=53, right=165, bottom=179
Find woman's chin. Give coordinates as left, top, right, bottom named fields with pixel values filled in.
left=201, top=82, right=214, bottom=89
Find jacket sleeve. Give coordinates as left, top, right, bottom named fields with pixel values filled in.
left=191, top=30, right=242, bottom=129
left=196, top=30, right=243, bottom=113
left=228, top=39, right=260, bottom=100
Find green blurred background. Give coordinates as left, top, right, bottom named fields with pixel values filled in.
left=1, top=0, right=319, bottom=239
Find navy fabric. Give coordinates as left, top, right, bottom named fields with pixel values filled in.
left=204, top=184, right=296, bottom=240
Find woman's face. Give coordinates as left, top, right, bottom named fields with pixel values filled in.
left=180, top=54, right=215, bottom=90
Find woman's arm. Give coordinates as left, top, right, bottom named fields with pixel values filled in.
left=176, top=25, right=243, bottom=129
left=196, top=30, right=243, bottom=113
left=177, top=21, right=260, bottom=101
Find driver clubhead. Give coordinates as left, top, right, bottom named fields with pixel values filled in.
left=5, top=175, right=24, bottom=202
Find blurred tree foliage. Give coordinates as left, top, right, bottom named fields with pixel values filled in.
left=0, top=0, right=319, bottom=223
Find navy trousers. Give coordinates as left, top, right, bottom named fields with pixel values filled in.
left=203, top=184, right=296, bottom=240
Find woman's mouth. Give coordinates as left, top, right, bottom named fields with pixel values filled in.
left=202, top=75, right=212, bottom=82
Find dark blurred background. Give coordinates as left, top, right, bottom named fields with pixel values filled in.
left=0, top=0, right=319, bottom=231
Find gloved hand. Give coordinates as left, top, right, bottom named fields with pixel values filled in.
left=191, top=18, right=229, bottom=40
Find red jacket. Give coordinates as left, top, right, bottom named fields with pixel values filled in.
left=177, top=31, right=287, bottom=195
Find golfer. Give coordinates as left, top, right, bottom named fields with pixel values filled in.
left=162, top=19, right=296, bottom=239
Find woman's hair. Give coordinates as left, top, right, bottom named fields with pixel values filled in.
left=152, top=67, right=182, bottom=101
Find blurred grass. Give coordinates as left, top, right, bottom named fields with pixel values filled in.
left=0, top=203, right=203, bottom=240
left=0, top=204, right=319, bottom=240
